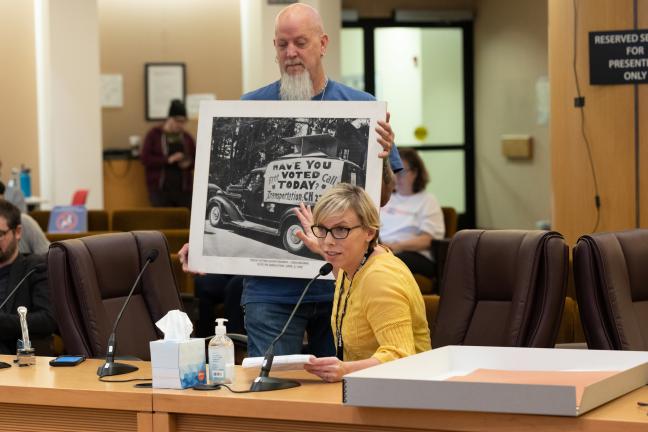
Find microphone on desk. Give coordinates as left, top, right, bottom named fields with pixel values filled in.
left=0, top=264, right=46, bottom=369
left=97, top=249, right=159, bottom=377
left=249, top=262, right=333, bottom=392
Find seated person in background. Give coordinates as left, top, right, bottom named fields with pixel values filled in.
left=194, top=274, right=245, bottom=337
left=140, top=99, right=196, bottom=208
left=0, top=182, right=49, bottom=255
left=380, top=148, right=445, bottom=279
left=0, top=200, right=56, bottom=354
left=303, top=184, right=430, bottom=382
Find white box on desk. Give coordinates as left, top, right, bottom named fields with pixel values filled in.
left=150, top=338, right=206, bottom=389
left=343, top=345, right=648, bottom=416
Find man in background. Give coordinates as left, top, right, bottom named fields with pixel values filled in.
left=0, top=200, right=55, bottom=354
left=0, top=181, right=49, bottom=255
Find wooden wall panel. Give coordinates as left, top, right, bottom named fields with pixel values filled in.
left=550, top=0, right=648, bottom=245
left=103, top=159, right=150, bottom=212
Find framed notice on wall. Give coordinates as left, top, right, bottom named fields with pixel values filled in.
left=145, top=63, right=186, bottom=120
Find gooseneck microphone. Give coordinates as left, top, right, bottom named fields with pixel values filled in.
left=250, top=262, right=333, bottom=392
left=97, top=249, right=159, bottom=377
left=0, top=264, right=46, bottom=369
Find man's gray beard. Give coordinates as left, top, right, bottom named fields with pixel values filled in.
left=279, top=70, right=314, bottom=101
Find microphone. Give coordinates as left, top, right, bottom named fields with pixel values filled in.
left=250, top=262, right=333, bottom=392
left=97, top=249, right=159, bottom=377
left=0, top=264, right=46, bottom=311
left=0, top=264, right=45, bottom=369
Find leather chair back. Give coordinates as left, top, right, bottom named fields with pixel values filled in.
left=573, top=229, right=648, bottom=350
left=48, top=231, right=182, bottom=359
left=432, top=230, right=568, bottom=348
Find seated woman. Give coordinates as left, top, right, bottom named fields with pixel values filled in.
left=303, top=183, right=430, bottom=382
left=380, top=148, right=445, bottom=279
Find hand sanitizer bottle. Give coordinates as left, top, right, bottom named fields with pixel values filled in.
left=208, top=318, right=235, bottom=384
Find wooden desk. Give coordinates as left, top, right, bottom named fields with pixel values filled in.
left=153, top=366, right=648, bottom=432
left=0, top=355, right=152, bottom=432
left=1, top=356, right=647, bottom=432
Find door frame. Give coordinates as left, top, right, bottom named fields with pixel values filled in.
left=342, top=17, right=475, bottom=229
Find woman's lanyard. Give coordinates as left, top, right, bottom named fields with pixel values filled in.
left=334, top=246, right=374, bottom=361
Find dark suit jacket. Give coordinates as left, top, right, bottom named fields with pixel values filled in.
left=0, top=254, right=57, bottom=354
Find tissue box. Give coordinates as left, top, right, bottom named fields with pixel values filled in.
left=150, top=338, right=206, bottom=389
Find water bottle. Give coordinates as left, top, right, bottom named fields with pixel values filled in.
left=5, top=169, right=26, bottom=212
left=19, top=165, right=32, bottom=198
left=208, top=318, right=235, bottom=384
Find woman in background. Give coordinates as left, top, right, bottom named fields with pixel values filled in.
left=303, top=183, right=430, bottom=382
left=380, top=148, right=444, bottom=280
left=141, top=99, right=195, bottom=208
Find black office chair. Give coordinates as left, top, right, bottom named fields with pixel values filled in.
left=48, top=231, right=183, bottom=359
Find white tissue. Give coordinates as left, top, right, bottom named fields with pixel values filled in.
left=155, top=309, right=193, bottom=340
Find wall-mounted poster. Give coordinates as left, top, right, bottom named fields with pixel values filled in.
left=145, top=63, right=186, bottom=120
left=188, top=101, right=386, bottom=279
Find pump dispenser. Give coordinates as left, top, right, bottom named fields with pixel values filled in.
left=208, top=318, right=235, bottom=384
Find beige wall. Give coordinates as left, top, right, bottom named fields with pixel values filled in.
left=474, top=0, right=550, bottom=229
left=98, top=0, right=242, bottom=150
left=0, top=1, right=40, bottom=195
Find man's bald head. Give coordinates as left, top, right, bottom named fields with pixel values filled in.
left=274, top=3, right=325, bottom=37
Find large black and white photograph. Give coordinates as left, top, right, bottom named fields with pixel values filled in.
left=189, top=101, right=385, bottom=278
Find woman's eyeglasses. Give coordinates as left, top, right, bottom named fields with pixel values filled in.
left=311, top=225, right=362, bottom=240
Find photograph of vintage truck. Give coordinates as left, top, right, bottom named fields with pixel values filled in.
left=187, top=100, right=385, bottom=278
left=202, top=116, right=369, bottom=258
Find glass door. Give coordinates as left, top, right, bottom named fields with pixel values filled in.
left=342, top=19, right=474, bottom=228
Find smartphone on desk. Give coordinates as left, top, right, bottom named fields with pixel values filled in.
left=49, top=355, right=86, bottom=367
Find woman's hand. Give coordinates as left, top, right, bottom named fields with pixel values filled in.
left=304, top=356, right=347, bottom=382
left=304, top=356, right=381, bottom=382
left=293, top=203, right=323, bottom=256
left=177, top=243, right=205, bottom=275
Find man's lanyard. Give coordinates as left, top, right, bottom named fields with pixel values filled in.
left=334, top=246, right=374, bottom=361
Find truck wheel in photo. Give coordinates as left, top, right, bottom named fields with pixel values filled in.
left=208, top=203, right=224, bottom=227
left=281, top=216, right=305, bottom=255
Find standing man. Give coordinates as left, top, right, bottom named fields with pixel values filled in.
left=239, top=3, right=401, bottom=357
left=180, top=3, right=400, bottom=357
left=0, top=200, right=56, bottom=354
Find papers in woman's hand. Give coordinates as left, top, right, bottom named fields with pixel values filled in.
left=242, top=354, right=314, bottom=371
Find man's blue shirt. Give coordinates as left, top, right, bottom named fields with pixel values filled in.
left=241, top=79, right=402, bottom=305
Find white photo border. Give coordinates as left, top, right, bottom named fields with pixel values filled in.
left=188, top=100, right=386, bottom=279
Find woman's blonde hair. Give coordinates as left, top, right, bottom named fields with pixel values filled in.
left=312, top=183, right=380, bottom=249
